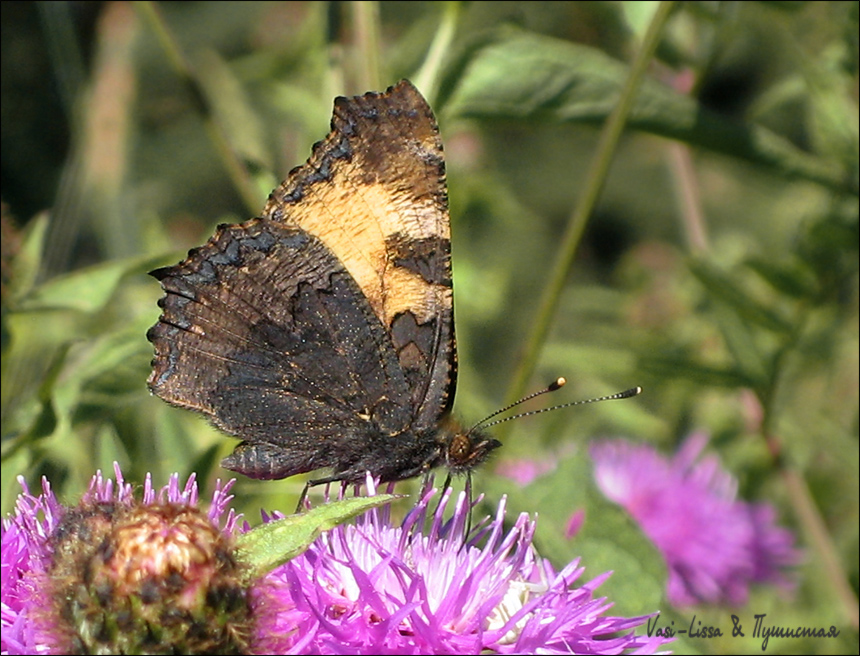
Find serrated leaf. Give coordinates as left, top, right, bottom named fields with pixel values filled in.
left=443, top=28, right=852, bottom=194
left=236, top=494, right=400, bottom=578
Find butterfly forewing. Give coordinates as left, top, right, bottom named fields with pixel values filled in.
left=263, top=80, right=456, bottom=427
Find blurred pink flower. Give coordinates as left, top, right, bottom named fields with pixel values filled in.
left=590, top=434, right=800, bottom=606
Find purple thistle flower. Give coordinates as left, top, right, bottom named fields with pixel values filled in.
left=4, top=466, right=672, bottom=654
left=1, top=464, right=240, bottom=655
left=590, top=433, right=801, bottom=607
left=255, top=479, right=672, bottom=655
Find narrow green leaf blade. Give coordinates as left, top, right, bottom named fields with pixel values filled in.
left=19, top=256, right=151, bottom=313
left=236, top=494, right=400, bottom=578
left=688, top=259, right=794, bottom=335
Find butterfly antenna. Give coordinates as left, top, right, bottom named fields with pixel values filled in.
left=466, top=377, right=568, bottom=435
left=478, top=386, right=642, bottom=431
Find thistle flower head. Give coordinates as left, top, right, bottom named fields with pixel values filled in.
left=4, top=468, right=673, bottom=654
left=255, top=478, right=672, bottom=654
left=590, top=433, right=800, bottom=607
left=2, top=465, right=245, bottom=655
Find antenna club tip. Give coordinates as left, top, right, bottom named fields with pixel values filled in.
left=549, top=377, right=566, bottom=391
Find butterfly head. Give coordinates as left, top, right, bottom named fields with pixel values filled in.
left=438, top=381, right=643, bottom=477
left=443, top=426, right=502, bottom=475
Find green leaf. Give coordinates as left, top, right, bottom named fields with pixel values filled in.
left=745, top=257, right=819, bottom=300
left=196, top=48, right=278, bottom=198
left=1, top=343, right=70, bottom=463
left=688, top=259, right=794, bottom=334
left=620, top=1, right=661, bottom=40
left=443, top=28, right=853, bottom=194
left=710, top=307, right=771, bottom=389
left=236, top=494, right=400, bottom=578
left=18, top=255, right=153, bottom=313
left=76, top=330, right=152, bottom=400
left=803, top=43, right=860, bottom=170
left=637, top=352, right=758, bottom=388
left=488, top=454, right=667, bottom=618
left=7, top=213, right=49, bottom=303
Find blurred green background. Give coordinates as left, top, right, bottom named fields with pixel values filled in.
left=1, top=2, right=857, bottom=653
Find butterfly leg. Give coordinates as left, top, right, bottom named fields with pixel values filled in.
left=294, top=474, right=341, bottom=512
left=294, top=480, right=313, bottom=513
left=464, top=470, right=473, bottom=544
left=431, top=470, right=454, bottom=518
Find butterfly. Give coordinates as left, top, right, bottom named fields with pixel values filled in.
left=147, top=80, right=501, bottom=492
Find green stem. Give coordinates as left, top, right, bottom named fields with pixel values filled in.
left=765, top=331, right=857, bottom=628
left=413, top=1, right=461, bottom=104
left=502, top=1, right=677, bottom=412
left=782, top=465, right=860, bottom=628
left=351, top=1, right=382, bottom=92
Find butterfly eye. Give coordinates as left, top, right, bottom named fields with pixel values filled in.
left=446, top=433, right=473, bottom=466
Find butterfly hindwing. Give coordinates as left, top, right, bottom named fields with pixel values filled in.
left=148, top=219, right=417, bottom=480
